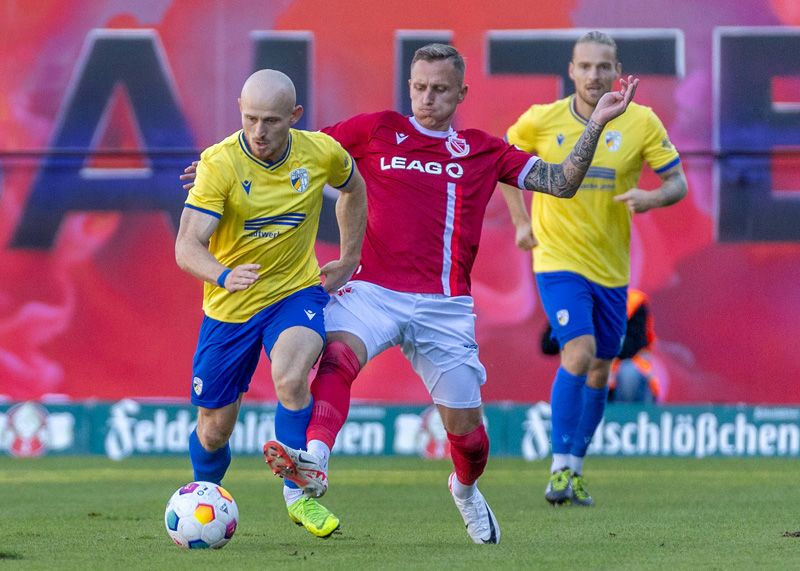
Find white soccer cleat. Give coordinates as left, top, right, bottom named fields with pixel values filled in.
left=448, top=472, right=500, bottom=544
left=263, top=440, right=328, bottom=498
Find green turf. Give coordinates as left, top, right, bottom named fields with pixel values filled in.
left=1, top=456, right=798, bottom=570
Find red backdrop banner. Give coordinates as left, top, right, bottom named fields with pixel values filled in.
left=1, top=1, right=798, bottom=404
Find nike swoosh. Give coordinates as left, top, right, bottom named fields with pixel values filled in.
left=482, top=504, right=498, bottom=544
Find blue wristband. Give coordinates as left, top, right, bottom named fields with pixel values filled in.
left=216, top=269, right=231, bottom=288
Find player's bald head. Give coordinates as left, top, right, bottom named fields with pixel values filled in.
left=240, top=69, right=297, bottom=113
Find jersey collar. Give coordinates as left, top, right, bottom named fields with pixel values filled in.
left=409, top=116, right=457, bottom=139
left=238, top=130, right=292, bottom=171
left=568, top=95, right=590, bottom=126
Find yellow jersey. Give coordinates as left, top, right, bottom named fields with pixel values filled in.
left=507, top=96, right=680, bottom=287
left=186, top=129, right=354, bottom=322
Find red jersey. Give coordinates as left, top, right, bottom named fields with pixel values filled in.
left=323, top=111, right=539, bottom=296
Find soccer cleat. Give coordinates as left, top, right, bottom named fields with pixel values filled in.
left=545, top=468, right=573, bottom=505
left=287, top=497, right=340, bottom=538
left=570, top=473, right=594, bottom=506
left=448, top=473, right=500, bottom=544
left=263, top=440, right=328, bottom=498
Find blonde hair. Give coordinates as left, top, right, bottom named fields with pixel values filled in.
left=411, top=43, right=465, bottom=83
left=574, top=31, right=618, bottom=60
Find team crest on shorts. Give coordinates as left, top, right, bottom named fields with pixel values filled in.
left=605, top=131, right=622, bottom=152
left=556, top=309, right=570, bottom=326
left=193, top=376, right=204, bottom=396
left=290, top=167, right=309, bottom=192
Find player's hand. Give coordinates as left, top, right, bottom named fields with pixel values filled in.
left=320, top=259, right=358, bottom=293
left=590, top=75, right=638, bottom=126
left=514, top=223, right=538, bottom=250
left=613, top=187, right=658, bottom=214
left=180, top=161, right=199, bottom=192
left=222, top=264, right=261, bottom=292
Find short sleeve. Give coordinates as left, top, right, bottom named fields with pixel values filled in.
left=324, top=136, right=355, bottom=189
left=322, top=112, right=379, bottom=159
left=185, top=149, right=231, bottom=218
left=496, top=140, right=540, bottom=190
left=642, top=109, right=681, bottom=174
left=506, top=106, right=541, bottom=153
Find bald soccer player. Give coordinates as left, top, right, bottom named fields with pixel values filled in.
left=175, top=69, right=367, bottom=538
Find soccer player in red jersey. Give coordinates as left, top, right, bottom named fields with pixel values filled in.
left=265, top=43, right=637, bottom=544
left=185, top=44, right=636, bottom=543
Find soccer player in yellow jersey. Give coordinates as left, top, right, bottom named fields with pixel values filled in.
left=501, top=31, right=687, bottom=506
left=175, top=69, right=367, bottom=538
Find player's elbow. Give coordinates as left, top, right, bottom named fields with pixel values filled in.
left=555, top=181, right=580, bottom=199
left=562, top=184, right=580, bottom=198
left=175, top=238, right=192, bottom=273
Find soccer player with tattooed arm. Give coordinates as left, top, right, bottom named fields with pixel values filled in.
left=500, top=31, right=687, bottom=507
left=182, top=43, right=637, bottom=543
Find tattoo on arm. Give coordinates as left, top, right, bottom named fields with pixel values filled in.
left=524, top=119, right=604, bottom=198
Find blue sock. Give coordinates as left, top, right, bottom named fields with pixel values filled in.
left=189, top=429, right=231, bottom=485
left=275, top=399, right=313, bottom=489
left=550, top=367, right=587, bottom=455
left=570, top=385, right=609, bottom=458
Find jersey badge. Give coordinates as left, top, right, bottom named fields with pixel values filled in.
left=556, top=309, right=570, bottom=326
left=605, top=131, right=622, bottom=152
left=445, top=133, right=470, bottom=158
left=556, top=133, right=565, bottom=146
left=192, top=376, right=204, bottom=396
left=396, top=132, right=409, bottom=144
left=241, top=179, right=252, bottom=194
left=290, top=168, right=309, bottom=192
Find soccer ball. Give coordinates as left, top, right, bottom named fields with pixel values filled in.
left=164, top=481, right=239, bottom=549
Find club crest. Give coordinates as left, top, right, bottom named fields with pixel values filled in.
left=556, top=309, right=570, bottom=326
left=290, top=167, right=309, bottom=192
left=445, top=134, right=470, bottom=158
left=605, top=131, right=622, bottom=152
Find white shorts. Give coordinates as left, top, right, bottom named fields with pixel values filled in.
left=325, top=280, right=486, bottom=408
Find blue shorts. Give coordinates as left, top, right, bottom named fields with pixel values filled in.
left=190, top=285, right=329, bottom=408
left=535, top=271, right=627, bottom=360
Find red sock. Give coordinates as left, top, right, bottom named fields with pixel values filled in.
left=447, top=424, right=489, bottom=486
left=307, top=341, right=361, bottom=448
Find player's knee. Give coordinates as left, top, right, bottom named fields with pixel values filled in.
left=272, top=372, right=309, bottom=408
left=320, top=340, right=363, bottom=373
left=323, top=335, right=367, bottom=369
left=439, top=407, right=482, bottom=435
left=196, top=420, right=233, bottom=451
left=561, top=337, right=595, bottom=374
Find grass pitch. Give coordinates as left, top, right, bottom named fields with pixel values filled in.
left=1, top=455, right=798, bottom=570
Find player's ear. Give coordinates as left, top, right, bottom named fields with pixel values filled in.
left=615, top=61, right=622, bottom=77
left=458, top=83, right=468, bottom=103
left=568, top=61, right=575, bottom=81
left=290, top=105, right=304, bottom=125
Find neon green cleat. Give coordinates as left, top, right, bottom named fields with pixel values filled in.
left=570, top=474, right=594, bottom=506
left=287, top=497, right=340, bottom=538
left=544, top=468, right=573, bottom=505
